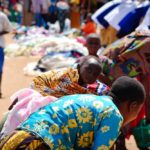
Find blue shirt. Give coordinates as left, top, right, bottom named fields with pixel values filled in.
left=19, top=94, right=123, bottom=150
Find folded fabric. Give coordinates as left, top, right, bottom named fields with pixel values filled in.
left=0, top=88, right=57, bottom=139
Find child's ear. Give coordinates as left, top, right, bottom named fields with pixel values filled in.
left=128, top=101, right=138, bottom=112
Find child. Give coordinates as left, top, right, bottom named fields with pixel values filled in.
left=31, top=55, right=102, bottom=97
left=0, top=76, right=146, bottom=149
left=85, top=33, right=101, bottom=56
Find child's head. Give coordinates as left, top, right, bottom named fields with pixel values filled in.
left=78, top=55, right=102, bottom=85
left=86, top=33, right=101, bottom=56
left=109, top=76, right=146, bottom=126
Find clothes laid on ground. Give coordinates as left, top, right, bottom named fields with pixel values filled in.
left=0, top=94, right=123, bottom=150
left=4, top=27, right=88, bottom=57
left=34, top=50, right=83, bottom=73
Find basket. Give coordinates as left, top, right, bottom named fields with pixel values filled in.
left=132, top=119, right=150, bottom=148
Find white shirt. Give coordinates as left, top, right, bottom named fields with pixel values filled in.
left=0, top=12, right=12, bottom=48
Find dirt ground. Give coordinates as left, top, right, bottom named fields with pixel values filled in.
left=0, top=34, right=139, bottom=149
left=0, top=56, right=39, bottom=119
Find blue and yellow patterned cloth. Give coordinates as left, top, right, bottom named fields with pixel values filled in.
left=19, top=94, right=123, bottom=150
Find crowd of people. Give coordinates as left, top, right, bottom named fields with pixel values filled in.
left=0, top=0, right=150, bottom=150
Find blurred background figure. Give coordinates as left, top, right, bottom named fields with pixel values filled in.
left=81, top=13, right=97, bottom=37
left=40, top=0, right=51, bottom=29
left=31, top=0, right=43, bottom=27
left=13, top=0, right=23, bottom=24
left=0, top=10, right=12, bottom=98
left=56, top=0, right=70, bottom=32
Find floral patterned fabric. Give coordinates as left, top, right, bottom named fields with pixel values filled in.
left=31, top=67, right=95, bottom=97
left=100, top=31, right=150, bottom=80
left=18, top=94, right=123, bottom=150
left=100, top=31, right=150, bottom=138
left=0, top=130, right=47, bottom=150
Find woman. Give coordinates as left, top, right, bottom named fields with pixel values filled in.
left=98, top=31, right=150, bottom=149
left=0, top=76, right=146, bottom=149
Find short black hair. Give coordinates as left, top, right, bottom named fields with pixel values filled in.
left=77, top=55, right=102, bottom=76
left=110, top=76, right=146, bottom=104
left=78, top=55, right=102, bottom=68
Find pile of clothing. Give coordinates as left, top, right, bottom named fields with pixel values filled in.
left=5, top=26, right=88, bottom=57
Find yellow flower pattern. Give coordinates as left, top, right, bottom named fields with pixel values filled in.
left=97, top=145, right=109, bottom=150
left=93, top=101, right=104, bottom=109
left=118, top=120, right=123, bottom=132
left=99, top=107, right=113, bottom=119
left=78, top=131, right=93, bottom=148
left=66, top=108, right=73, bottom=114
left=49, top=124, right=59, bottom=135
left=52, top=113, right=57, bottom=118
left=44, top=137, right=54, bottom=149
left=56, top=140, right=67, bottom=150
left=61, top=125, right=69, bottom=134
left=68, top=119, right=77, bottom=128
left=76, top=107, right=92, bottom=123
left=101, top=125, right=110, bottom=133
left=109, top=139, right=115, bottom=148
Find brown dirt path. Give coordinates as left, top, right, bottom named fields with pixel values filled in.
left=0, top=56, right=39, bottom=120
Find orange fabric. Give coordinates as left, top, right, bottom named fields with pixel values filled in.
left=82, top=22, right=96, bottom=36
left=70, top=11, right=80, bottom=29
